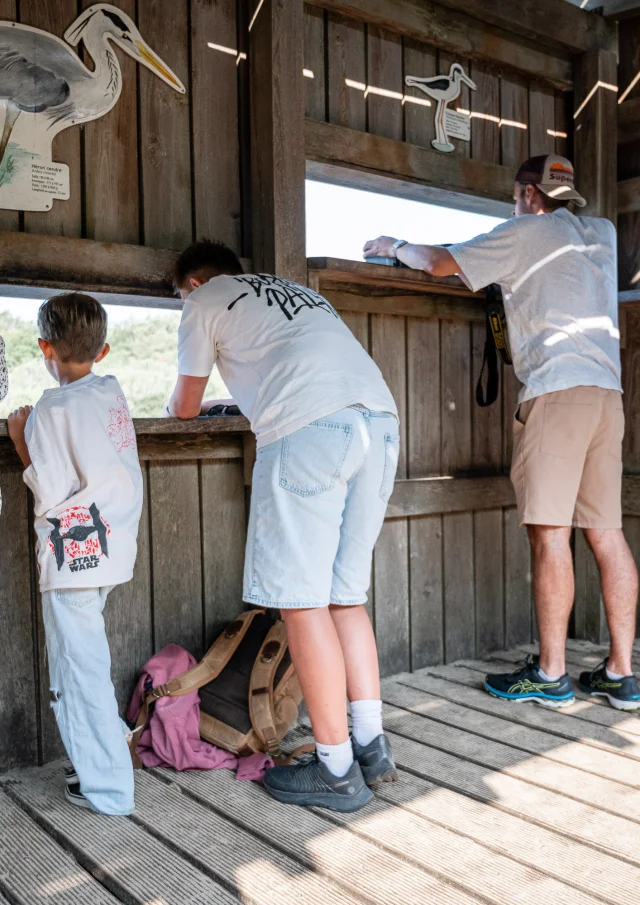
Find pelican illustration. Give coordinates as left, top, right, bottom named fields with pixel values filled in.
left=405, top=63, right=476, bottom=153
left=0, top=4, right=185, bottom=210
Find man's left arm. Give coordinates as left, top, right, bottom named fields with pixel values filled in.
left=363, top=236, right=458, bottom=276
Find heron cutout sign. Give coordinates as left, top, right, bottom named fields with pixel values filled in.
left=405, top=63, right=476, bottom=153
left=0, top=4, right=185, bottom=212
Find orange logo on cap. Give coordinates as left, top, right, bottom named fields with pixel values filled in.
left=549, top=161, right=574, bottom=183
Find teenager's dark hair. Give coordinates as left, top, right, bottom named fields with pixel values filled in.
left=515, top=156, right=571, bottom=211
left=174, top=239, right=244, bottom=289
left=38, top=292, right=107, bottom=363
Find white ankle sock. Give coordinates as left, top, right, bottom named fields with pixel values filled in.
left=606, top=666, right=626, bottom=680
left=350, top=699, right=383, bottom=747
left=537, top=666, right=561, bottom=682
left=316, top=739, right=354, bottom=777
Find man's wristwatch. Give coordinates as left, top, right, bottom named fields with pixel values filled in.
left=392, top=239, right=408, bottom=257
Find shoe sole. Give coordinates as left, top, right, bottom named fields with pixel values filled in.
left=264, top=783, right=374, bottom=813
left=485, top=683, right=575, bottom=708
left=65, top=787, right=92, bottom=809
left=577, top=684, right=640, bottom=711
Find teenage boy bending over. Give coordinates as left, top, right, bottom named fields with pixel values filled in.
left=166, top=241, right=399, bottom=812
left=8, top=294, right=143, bottom=814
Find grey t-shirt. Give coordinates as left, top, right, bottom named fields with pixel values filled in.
left=449, top=209, right=622, bottom=403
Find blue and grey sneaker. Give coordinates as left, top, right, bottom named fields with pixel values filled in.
left=264, top=753, right=374, bottom=812
left=485, top=655, right=575, bottom=708
left=352, top=734, right=398, bottom=786
left=578, top=658, right=640, bottom=711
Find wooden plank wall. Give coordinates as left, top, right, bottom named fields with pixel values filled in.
left=0, top=455, right=247, bottom=771
left=303, top=4, right=571, bottom=170
left=0, top=0, right=246, bottom=255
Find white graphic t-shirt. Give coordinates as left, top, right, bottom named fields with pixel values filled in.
left=177, top=274, right=398, bottom=447
left=24, top=373, right=143, bottom=592
left=449, top=209, right=622, bottom=404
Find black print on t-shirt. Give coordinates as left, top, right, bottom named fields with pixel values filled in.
left=47, top=502, right=110, bottom=572
left=228, top=274, right=339, bottom=322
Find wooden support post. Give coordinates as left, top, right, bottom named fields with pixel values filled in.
left=573, top=50, right=618, bottom=221
left=249, top=0, right=307, bottom=284
left=573, top=50, right=617, bottom=642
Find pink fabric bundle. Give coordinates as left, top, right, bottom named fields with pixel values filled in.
left=127, top=643, right=272, bottom=781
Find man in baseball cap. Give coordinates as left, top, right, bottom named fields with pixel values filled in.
left=365, top=155, right=640, bottom=713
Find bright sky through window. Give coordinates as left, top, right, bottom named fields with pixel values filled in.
left=305, top=180, right=506, bottom=262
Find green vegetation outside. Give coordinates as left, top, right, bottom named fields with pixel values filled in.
left=0, top=310, right=228, bottom=418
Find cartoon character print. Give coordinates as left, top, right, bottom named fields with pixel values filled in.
left=47, top=504, right=110, bottom=572
left=108, top=394, right=136, bottom=453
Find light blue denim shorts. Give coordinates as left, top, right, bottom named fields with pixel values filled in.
left=243, top=406, right=400, bottom=608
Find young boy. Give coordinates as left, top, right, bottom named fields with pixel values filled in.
left=8, top=293, right=143, bottom=815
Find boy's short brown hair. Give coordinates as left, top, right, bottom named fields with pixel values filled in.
left=38, top=292, right=107, bottom=363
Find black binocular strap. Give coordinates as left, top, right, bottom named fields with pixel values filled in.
left=475, top=285, right=512, bottom=408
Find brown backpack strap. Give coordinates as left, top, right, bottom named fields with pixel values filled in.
left=248, top=620, right=289, bottom=757
left=128, top=608, right=265, bottom=766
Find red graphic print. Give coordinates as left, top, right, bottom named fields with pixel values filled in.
left=47, top=505, right=111, bottom=570
left=108, top=395, right=136, bottom=452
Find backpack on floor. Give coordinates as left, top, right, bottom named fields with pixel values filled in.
left=129, top=608, right=303, bottom=766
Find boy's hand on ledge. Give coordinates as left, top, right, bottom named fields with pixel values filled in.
left=8, top=406, right=33, bottom=468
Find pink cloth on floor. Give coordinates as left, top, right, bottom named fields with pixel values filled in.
left=127, top=643, right=272, bottom=780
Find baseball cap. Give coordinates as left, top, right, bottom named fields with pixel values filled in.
left=515, top=154, right=586, bottom=208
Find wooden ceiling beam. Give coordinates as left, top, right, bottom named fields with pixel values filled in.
left=619, top=98, right=640, bottom=144
left=311, top=0, right=572, bottom=89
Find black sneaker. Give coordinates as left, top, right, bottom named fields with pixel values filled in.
left=264, top=753, right=374, bottom=812
left=485, top=655, right=575, bottom=708
left=352, top=734, right=398, bottom=786
left=578, top=658, right=640, bottom=711
left=64, top=765, right=78, bottom=786
left=65, top=783, right=92, bottom=809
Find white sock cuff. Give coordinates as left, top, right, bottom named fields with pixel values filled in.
left=316, top=738, right=354, bottom=778
left=350, top=699, right=382, bottom=716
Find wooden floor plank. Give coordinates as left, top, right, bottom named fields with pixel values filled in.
left=157, top=767, right=488, bottom=905
left=324, top=783, right=609, bottom=905
left=382, top=678, right=639, bottom=787
left=2, top=764, right=242, bottom=905
left=132, top=771, right=363, bottom=905
left=381, top=729, right=640, bottom=865
left=374, top=768, right=640, bottom=905
left=517, top=642, right=640, bottom=674
left=404, top=667, right=640, bottom=757
left=378, top=700, right=640, bottom=820
left=0, top=790, right=121, bottom=905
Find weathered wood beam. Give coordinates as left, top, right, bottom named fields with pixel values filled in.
left=387, top=476, right=515, bottom=518
left=618, top=176, right=640, bottom=215
left=0, top=416, right=251, bottom=440
left=602, top=0, right=640, bottom=19
left=618, top=98, right=640, bottom=145
left=402, top=0, right=617, bottom=54
left=308, top=257, right=472, bottom=295
left=327, top=289, right=484, bottom=322
left=305, top=120, right=516, bottom=211
left=573, top=50, right=618, bottom=222
left=310, top=0, right=573, bottom=88
left=0, top=231, right=251, bottom=301
left=249, top=0, right=306, bottom=284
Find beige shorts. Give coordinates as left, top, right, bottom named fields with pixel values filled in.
left=511, top=386, right=623, bottom=529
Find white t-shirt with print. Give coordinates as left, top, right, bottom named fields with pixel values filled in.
left=24, top=373, right=143, bottom=592
left=177, top=274, right=398, bottom=447
left=449, top=209, right=622, bottom=403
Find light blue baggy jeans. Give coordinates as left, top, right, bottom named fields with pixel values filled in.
left=42, top=586, right=134, bottom=815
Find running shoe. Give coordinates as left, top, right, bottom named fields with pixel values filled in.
left=485, top=655, right=575, bottom=707
left=578, top=658, right=640, bottom=711
left=264, top=753, right=374, bottom=812
left=65, top=783, right=92, bottom=809
left=352, top=734, right=399, bottom=786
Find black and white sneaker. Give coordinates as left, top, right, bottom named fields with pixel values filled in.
left=63, top=765, right=78, bottom=786
left=485, top=655, right=575, bottom=708
left=352, top=734, right=399, bottom=786
left=264, top=753, right=374, bottom=812
left=578, top=658, right=640, bottom=711
left=65, top=782, right=92, bottom=809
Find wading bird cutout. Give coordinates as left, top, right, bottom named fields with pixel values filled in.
left=0, top=4, right=185, bottom=211
left=405, top=63, right=476, bottom=153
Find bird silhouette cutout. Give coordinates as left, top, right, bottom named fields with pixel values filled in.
left=48, top=503, right=109, bottom=571
left=0, top=4, right=185, bottom=211
left=405, top=63, right=476, bottom=153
